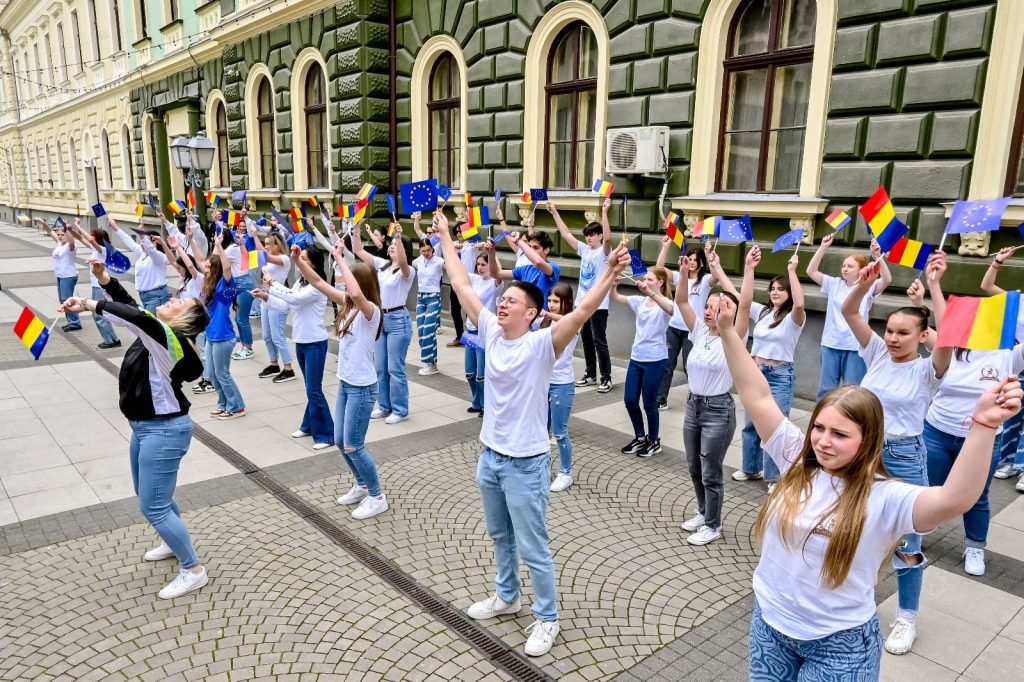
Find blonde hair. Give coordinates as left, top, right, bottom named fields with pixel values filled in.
left=649, top=266, right=672, bottom=299
left=754, top=385, right=888, bottom=589
left=334, top=262, right=383, bottom=340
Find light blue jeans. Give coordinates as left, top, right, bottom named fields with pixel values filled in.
left=129, top=415, right=199, bottom=569
left=548, top=382, right=575, bottom=474
left=207, top=339, right=245, bottom=413
left=997, top=372, right=1024, bottom=469
left=742, top=363, right=795, bottom=482
left=57, top=275, right=80, bottom=326
left=375, top=309, right=412, bottom=417
left=197, top=332, right=210, bottom=382
left=139, top=285, right=170, bottom=314
left=464, top=332, right=485, bottom=411
left=260, top=302, right=292, bottom=364
left=232, top=273, right=255, bottom=346
left=416, top=292, right=441, bottom=365
left=91, top=285, right=119, bottom=343
left=335, top=380, right=382, bottom=496
left=296, top=340, right=334, bottom=445
left=817, top=347, right=867, bottom=400
left=924, top=421, right=1000, bottom=548
left=476, top=447, right=557, bottom=622
left=883, top=435, right=928, bottom=612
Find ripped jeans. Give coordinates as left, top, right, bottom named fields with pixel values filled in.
left=548, top=382, right=575, bottom=474
left=334, top=380, right=382, bottom=496
left=883, top=435, right=928, bottom=612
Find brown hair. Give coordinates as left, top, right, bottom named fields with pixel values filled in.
left=759, top=275, right=793, bottom=329
left=540, top=282, right=575, bottom=329
left=334, top=262, right=384, bottom=340
left=846, top=254, right=869, bottom=269
left=202, top=256, right=225, bottom=305
left=649, top=266, right=673, bottom=299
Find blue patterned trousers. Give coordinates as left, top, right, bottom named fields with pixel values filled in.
left=416, top=292, right=441, bottom=365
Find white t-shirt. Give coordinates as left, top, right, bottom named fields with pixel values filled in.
left=686, top=320, right=734, bottom=397
left=575, top=243, right=609, bottom=310
left=52, top=242, right=77, bottom=278
left=224, top=244, right=244, bottom=278
left=336, top=305, right=382, bottom=387
left=750, top=302, right=804, bottom=362
left=179, top=272, right=205, bottom=302
left=478, top=308, right=557, bottom=457
left=859, top=334, right=940, bottom=440
left=466, top=274, right=500, bottom=333
left=755, top=420, right=925, bottom=640
left=372, top=256, right=415, bottom=310
left=548, top=319, right=579, bottom=385
left=412, top=254, right=444, bottom=294
left=627, top=296, right=671, bottom=362
left=88, top=246, right=105, bottom=287
left=926, top=346, right=1024, bottom=437
left=669, top=272, right=712, bottom=332
left=821, top=276, right=875, bottom=351
left=262, top=256, right=291, bottom=287
left=459, top=241, right=480, bottom=272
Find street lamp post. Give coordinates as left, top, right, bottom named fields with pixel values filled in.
left=169, top=134, right=216, bottom=221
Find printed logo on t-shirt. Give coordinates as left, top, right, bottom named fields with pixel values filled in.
left=979, top=366, right=1000, bottom=382
left=579, top=257, right=597, bottom=292
left=810, top=514, right=836, bottom=539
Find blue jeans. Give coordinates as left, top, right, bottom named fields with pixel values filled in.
left=997, top=372, right=1024, bottom=468
left=657, top=326, right=691, bottom=403
left=476, top=447, right=557, bottom=622
left=624, top=358, right=668, bottom=440
left=335, top=381, right=382, bottom=496
left=749, top=599, right=881, bottom=681
left=742, top=363, right=795, bottom=481
left=296, top=340, right=334, bottom=445
left=924, top=420, right=1000, bottom=547
left=129, top=415, right=199, bottom=569
left=197, top=332, right=210, bottom=381
left=207, top=339, right=245, bottom=413
left=91, top=285, right=119, bottom=343
left=548, top=383, right=575, bottom=474
left=232, top=273, right=255, bottom=346
left=684, top=392, right=736, bottom=531
left=464, top=334, right=485, bottom=411
left=139, top=285, right=170, bottom=314
left=260, top=303, right=292, bottom=364
left=416, top=292, right=441, bottom=365
left=375, top=309, right=412, bottom=416
left=57, top=275, right=80, bottom=326
left=817, top=347, right=867, bottom=400
left=883, top=435, right=928, bottom=612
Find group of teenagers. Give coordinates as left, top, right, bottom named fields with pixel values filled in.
left=41, top=199, right=1024, bottom=674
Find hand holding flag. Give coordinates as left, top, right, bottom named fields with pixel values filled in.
left=772, top=228, right=805, bottom=253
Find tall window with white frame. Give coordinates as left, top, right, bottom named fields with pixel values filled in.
left=31, top=45, right=42, bottom=97
left=102, top=129, right=113, bottom=189
left=545, top=22, right=598, bottom=190
left=56, top=141, right=66, bottom=187
left=719, top=0, right=815, bottom=193
left=428, top=53, right=461, bottom=189
left=214, top=101, right=229, bottom=187
left=304, top=64, right=328, bottom=188
left=111, top=2, right=123, bottom=53
left=47, top=143, right=55, bottom=187
left=86, top=0, right=102, bottom=60
left=256, top=78, right=277, bottom=188
left=136, top=1, right=148, bottom=41
left=70, top=10, right=85, bottom=73
left=1004, top=77, right=1024, bottom=197
left=121, top=125, right=135, bottom=189
left=44, top=33, right=55, bottom=87
left=167, top=1, right=180, bottom=23
left=55, top=22, right=68, bottom=82
left=69, top=139, right=80, bottom=189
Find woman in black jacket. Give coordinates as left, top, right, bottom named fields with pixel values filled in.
left=61, top=260, right=211, bottom=599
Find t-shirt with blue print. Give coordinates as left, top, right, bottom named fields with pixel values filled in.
left=512, top=262, right=561, bottom=309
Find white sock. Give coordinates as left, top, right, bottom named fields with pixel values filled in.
left=896, top=609, right=917, bottom=623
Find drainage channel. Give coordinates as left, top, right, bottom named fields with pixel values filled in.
left=4, top=286, right=556, bottom=682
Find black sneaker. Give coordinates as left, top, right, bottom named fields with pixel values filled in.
left=191, top=379, right=215, bottom=394
left=272, top=369, right=297, bottom=383
left=467, top=406, right=483, bottom=413
left=657, top=400, right=668, bottom=411
left=621, top=437, right=647, bottom=455
left=637, top=439, right=662, bottom=458
left=598, top=379, right=613, bottom=393
left=258, top=365, right=280, bottom=379
left=61, top=324, right=82, bottom=332
left=98, top=340, right=122, bottom=349
left=575, top=376, right=596, bottom=387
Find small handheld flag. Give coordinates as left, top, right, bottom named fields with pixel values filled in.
left=437, top=184, right=453, bottom=203
left=103, top=241, right=131, bottom=274
left=530, top=188, right=548, bottom=203
left=628, top=249, right=647, bottom=276
left=92, top=203, right=107, bottom=218
left=945, top=198, right=1011, bottom=235
left=718, top=216, right=753, bottom=243
left=825, top=208, right=852, bottom=233
left=460, top=332, right=485, bottom=351
left=167, top=200, right=186, bottom=216
left=773, top=228, right=805, bottom=253
left=592, top=178, right=614, bottom=197
left=247, top=249, right=269, bottom=270
left=289, top=207, right=307, bottom=221
left=147, top=193, right=157, bottom=209
left=307, top=196, right=319, bottom=209
left=186, top=189, right=196, bottom=211
left=386, top=193, right=397, bottom=218
left=495, top=187, right=503, bottom=204
left=225, top=210, right=243, bottom=227
left=859, top=187, right=909, bottom=252
left=54, top=217, right=67, bottom=230
left=666, top=223, right=684, bottom=249
left=460, top=221, right=481, bottom=243
left=271, top=208, right=287, bottom=226
left=464, top=192, right=474, bottom=208
left=134, top=202, right=145, bottom=218
left=886, top=237, right=935, bottom=271
left=692, top=216, right=720, bottom=238
left=352, top=199, right=369, bottom=223
left=399, top=179, right=439, bottom=213
left=492, top=230, right=510, bottom=243
left=469, top=206, right=490, bottom=229
left=339, top=204, right=355, bottom=220
left=205, top=191, right=221, bottom=207
left=13, top=306, right=51, bottom=360
left=936, top=291, right=1020, bottom=351
left=356, top=183, right=378, bottom=203
left=16, top=213, right=29, bottom=223
left=231, top=189, right=247, bottom=204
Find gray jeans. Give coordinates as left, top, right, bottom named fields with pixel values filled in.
left=683, top=392, right=736, bottom=531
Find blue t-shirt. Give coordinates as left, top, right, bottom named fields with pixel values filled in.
left=512, top=262, right=560, bottom=309
left=205, top=277, right=238, bottom=343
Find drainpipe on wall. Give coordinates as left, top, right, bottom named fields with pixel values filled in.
left=388, top=0, right=398, bottom=194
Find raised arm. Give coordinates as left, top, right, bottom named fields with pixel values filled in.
left=655, top=235, right=672, bottom=269
left=37, top=218, right=59, bottom=243
left=600, top=197, right=612, bottom=255
left=436, top=212, right=483, bottom=327
left=213, top=234, right=233, bottom=284
left=110, top=219, right=144, bottom=258
left=391, top=231, right=412, bottom=278
left=735, top=246, right=759, bottom=339
left=927, top=252, right=952, bottom=379
left=551, top=245, right=631, bottom=355
left=547, top=200, right=579, bottom=251
left=173, top=238, right=200, bottom=279
left=486, top=237, right=516, bottom=281
left=840, top=262, right=880, bottom=349
left=637, top=278, right=676, bottom=315
left=787, top=254, right=806, bottom=326
left=981, top=247, right=1013, bottom=296
left=806, top=232, right=832, bottom=286
left=708, top=250, right=739, bottom=297
left=514, top=232, right=554, bottom=276
left=674, top=255, right=699, bottom=330
left=869, top=239, right=893, bottom=296
left=289, top=245, right=345, bottom=306
left=411, top=212, right=426, bottom=240
left=350, top=224, right=377, bottom=265
left=609, top=277, right=629, bottom=306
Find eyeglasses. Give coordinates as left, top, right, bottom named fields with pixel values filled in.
left=498, top=295, right=537, bottom=310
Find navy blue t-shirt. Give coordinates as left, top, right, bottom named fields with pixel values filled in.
left=512, top=262, right=560, bottom=309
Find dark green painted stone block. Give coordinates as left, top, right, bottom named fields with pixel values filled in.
left=877, top=14, right=942, bottom=65
left=517, top=0, right=546, bottom=28
left=506, top=81, right=524, bottom=108
left=467, top=56, right=495, bottom=84
left=466, top=142, right=484, bottom=167
left=396, top=122, right=412, bottom=145
left=903, top=59, right=985, bottom=109
left=666, top=52, right=696, bottom=90
left=824, top=117, right=866, bottom=159
left=493, top=111, right=522, bottom=139
left=819, top=161, right=892, bottom=199
left=484, top=23, right=508, bottom=54
left=889, top=160, right=971, bottom=200
left=467, top=114, right=494, bottom=140
left=611, top=24, right=651, bottom=61
left=671, top=0, right=705, bottom=20
left=463, top=31, right=484, bottom=64
left=477, top=0, right=515, bottom=24
left=633, top=57, right=666, bottom=93
left=942, top=6, right=994, bottom=58
left=609, top=63, right=633, bottom=96
left=865, top=113, right=930, bottom=158
left=604, top=0, right=633, bottom=36
left=929, top=110, right=978, bottom=157
left=455, top=3, right=477, bottom=45
left=637, top=0, right=670, bottom=22
left=276, top=111, right=293, bottom=135
left=483, top=83, right=506, bottom=111
left=466, top=169, right=493, bottom=193
left=364, top=97, right=392, bottom=123
left=838, top=0, right=912, bottom=22
left=493, top=168, right=522, bottom=193
left=829, top=68, right=903, bottom=114
left=915, top=205, right=949, bottom=245
left=508, top=19, right=531, bottom=53
left=666, top=165, right=690, bottom=195
left=483, top=141, right=506, bottom=166
left=278, top=152, right=293, bottom=174
left=607, top=97, right=647, bottom=128
left=397, top=148, right=412, bottom=168
left=668, top=129, right=692, bottom=162
left=653, top=18, right=700, bottom=53
left=466, top=86, right=483, bottom=113
left=648, top=92, right=694, bottom=126
left=495, top=53, right=525, bottom=80
left=333, top=74, right=362, bottom=100
left=506, top=140, right=522, bottom=166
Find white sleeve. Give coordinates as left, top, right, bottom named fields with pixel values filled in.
left=114, top=228, right=143, bottom=257
left=760, top=420, right=807, bottom=475
left=859, top=332, right=887, bottom=363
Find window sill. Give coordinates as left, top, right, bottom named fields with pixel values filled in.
left=671, top=193, right=828, bottom=219
left=160, top=19, right=184, bottom=34
left=510, top=190, right=604, bottom=211
left=282, top=189, right=333, bottom=204
left=132, top=37, right=152, bottom=50
left=245, top=189, right=282, bottom=202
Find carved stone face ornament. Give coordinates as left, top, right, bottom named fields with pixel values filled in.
left=957, top=230, right=990, bottom=257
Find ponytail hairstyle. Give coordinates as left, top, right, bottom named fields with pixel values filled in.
left=887, top=306, right=930, bottom=332
left=335, top=262, right=384, bottom=340
left=540, top=282, right=575, bottom=330
left=758, top=275, right=794, bottom=329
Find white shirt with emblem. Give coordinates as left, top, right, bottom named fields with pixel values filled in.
left=925, top=345, right=1024, bottom=437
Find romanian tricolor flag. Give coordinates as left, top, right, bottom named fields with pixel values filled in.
left=356, top=183, right=378, bottom=203
left=308, top=196, right=319, bottom=209
left=665, top=212, right=684, bottom=248
left=468, top=206, right=490, bottom=229
left=353, top=199, right=369, bottom=223
left=135, top=202, right=145, bottom=218
left=387, top=222, right=399, bottom=238
left=289, top=207, right=307, bottom=220
left=936, top=291, right=1021, bottom=351
left=225, top=210, right=243, bottom=226
left=338, top=204, right=355, bottom=220
left=247, top=249, right=269, bottom=270
left=13, top=306, right=50, bottom=360
left=205, top=191, right=221, bottom=207
left=15, top=213, right=29, bottom=223
left=464, top=192, right=474, bottom=208
left=886, top=237, right=934, bottom=271
left=292, top=220, right=305, bottom=233
left=167, top=199, right=186, bottom=216
left=664, top=211, right=681, bottom=230
left=825, top=208, right=852, bottom=232
left=859, top=187, right=909, bottom=253
left=592, top=178, right=614, bottom=197
left=460, top=221, right=480, bottom=243
left=186, top=188, right=196, bottom=210
left=692, top=216, right=720, bottom=238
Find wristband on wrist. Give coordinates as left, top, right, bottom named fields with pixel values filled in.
left=971, top=416, right=998, bottom=430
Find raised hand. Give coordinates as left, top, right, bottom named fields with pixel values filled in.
left=745, top=245, right=761, bottom=269
left=787, top=254, right=799, bottom=271
left=973, top=376, right=1023, bottom=428
left=820, top=233, right=834, bottom=249
left=715, top=293, right=738, bottom=332
left=869, top=238, right=882, bottom=259
left=926, top=251, right=946, bottom=281
left=907, top=280, right=925, bottom=307
left=858, top=260, right=882, bottom=284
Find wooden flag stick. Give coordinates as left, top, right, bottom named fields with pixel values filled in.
left=793, top=240, right=801, bottom=257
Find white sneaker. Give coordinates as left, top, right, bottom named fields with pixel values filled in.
left=767, top=482, right=777, bottom=495
left=1016, top=472, right=1024, bottom=492
left=158, top=567, right=208, bottom=599
left=550, top=473, right=573, bottom=493
left=312, top=442, right=333, bottom=451
left=964, top=547, right=985, bottom=576
left=994, top=463, right=1021, bottom=479
left=352, top=494, right=389, bottom=519
left=524, top=620, right=560, bottom=657
left=291, top=430, right=310, bottom=439
left=384, top=413, right=408, bottom=425
left=143, top=542, right=175, bottom=561
left=732, top=470, right=763, bottom=481
left=231, top=347, right=255, bottom=360
left=337, top=485, right=368, bottom=506
left=687, top=525, right=722, bottom=546
left=370, top=408, right=389, bottom=419
left=884, top=618, right=917, bottom=655
left=417, top=364, right=439, bottom=376
left=681, top=513, right=706, bottom=532
left=466, top=593, right=522, bottom=620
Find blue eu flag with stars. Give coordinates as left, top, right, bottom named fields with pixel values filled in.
left=628, top=249, right=647, bottom=276
left=718, top=216, right=753, bottom=243
left=400, top=179, right=439, bottom=213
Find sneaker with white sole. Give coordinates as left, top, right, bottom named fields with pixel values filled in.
left=384, top=413, right=408, bottom=425
left=312, top=442, right=333, bottom=450
left=158, top=567, right=208, bottom=599
left=524, top=620, right=560, bottom=657
left=620, top=437, right=647, bottom=455
left=217, top=409, right=246, bottom=420
left=964, top=547, right=985, bottom=576
left=337, top=485, right=368, bottom=506
left=574, top=376, right=595, bottom=387
left=681, top=513, right=706, bottom=532
left=467, top=593, right=521, bottom=620
left=550, top=473, right=573, bottom=492
left=597, top=379, right=613, bottom=394
left=143, top=542, right=175, bottom=561
left=994, top=463, right=1021, bottom=479
left=291, top=430, right=310, bottom=439
left=732, top=470, right=763, bottom=481
left=231, top=347, right=255, bottom=360
left=370, top=408, right=389, bottom=420
left=687, top=525, right=722, bottom=546
left=352, top=494, right=389, bottom=519
left=884, top=618, right=917, bottom=655
left=637, top=439, right=661, bottom=458
left=417, top=364, right=439, bottom=376
left=1017, top=473, right=1024, bottom=493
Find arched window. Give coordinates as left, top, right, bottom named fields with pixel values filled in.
left=56, top=140, right=66, bottom=187
left=428, top=54, right=461, bottom=189
left=46, top=143, right=55, bottom=187
left=68, top=138, right=80, bottom=189
left=102, top=129, right=113, bottom=189
left=146, top=118, right=159, bottom=190
left=256, top=78, right=277, bottom=187
left=1006, top=76, right=1024, bottom=196
left=719, top=0, right=815, bottom=193
left=304, top=64, right=327, bottom=188
left=214, top=100, right=229, bottom=187
left=545, top=22, right=598, bottom=190
left=121, top=124, right=135, bottom=189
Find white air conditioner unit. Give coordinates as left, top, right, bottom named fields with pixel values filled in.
left=605, top=126, right=669, bottom=175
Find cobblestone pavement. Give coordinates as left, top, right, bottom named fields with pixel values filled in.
left=4, top=220, right=1024, bottom=680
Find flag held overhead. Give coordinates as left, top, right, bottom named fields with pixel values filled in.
left=437, top=184, right=453, bottom=202
left=231, top=189, right=247, bottom=204
left=628, top=250, right=647, bottom=276
left=718, top=216, right=753, bottom=243
left=825, top=208, right=852, bottom=233
left=104, top=241, right=131, bottom=274
left=945, top=198, right=1011, bottom=235
left=167, top=200, right=186, bottom=216
left=692, top=216, right=720, bottom=238
left=386, top=193, right=397, bottom=216
left=936, top=291, right=1020, bottom=351
left=592, top=178, right=614, bottom=197
left=399, top=179, right=439, bottom=213
left=859, top=187, right=909, bottom=252
left=92, top=203, right=107, bottom=218
left=772, top=228, right=805, bottom=253
left=886, top=237, right=935, bottom=271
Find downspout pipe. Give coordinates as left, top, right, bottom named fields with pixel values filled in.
left=388, top=0, right=398, bottom=194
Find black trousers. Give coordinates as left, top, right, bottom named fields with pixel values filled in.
left=449, top=286, right=464, bottom=338
left=657, top=326, right=691, bottom=403
left=580, top=309, right=611, bottom=381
